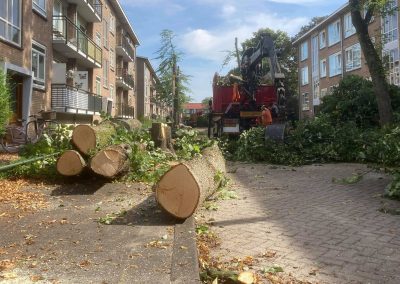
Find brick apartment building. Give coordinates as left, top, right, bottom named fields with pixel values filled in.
left=0, top=0, right=140, bottom=125
left=136, top=56, right=167, bottom=119
left=294, top=1, right=399, bottom=119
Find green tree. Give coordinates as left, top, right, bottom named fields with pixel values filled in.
left=0, top=70, right=11, bottom=135
left=201, top=97, right=212, bottom=108
left=154, top=30, right=191, bottom=117
left=349, top=0, right=394, bottom=126
left=292, top=16, right=328, bottom=42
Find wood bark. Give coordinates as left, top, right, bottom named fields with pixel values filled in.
left=155, top=144, right=226, bottom=219
left=350, top=0, right=393, bottom=126
left=151, top=122, right=174, bottom=151
left=57, top=150, right=86, bottom=176
left=90, top=144, right=132, bottom=178
left=114, top=118, right=142, bottom=131
left=71, top=122, right=116, bottom=155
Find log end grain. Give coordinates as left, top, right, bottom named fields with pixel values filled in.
left=71, top=125, right=96, bottom=155
left=57, top=150, right=86, bottom=176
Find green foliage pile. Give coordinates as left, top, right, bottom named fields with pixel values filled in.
left=0, top=70, right=11, bottom=136
left=174, top=128, right=213, bottom=160
left=222, top=75, right=400, bottom=199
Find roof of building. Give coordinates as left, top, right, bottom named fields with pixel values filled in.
left=184, top=103, right=205, bottom=110
left=110, top=0, right=141, bottom=46
left=137, top=56, right=160, bottom=83
left=292, top=2, right=349, bottom=45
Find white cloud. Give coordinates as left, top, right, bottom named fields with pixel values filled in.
left=221, top=4, right=236, bottom=17
left=181, top=12, right=308, bottom=63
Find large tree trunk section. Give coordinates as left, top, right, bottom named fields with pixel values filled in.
left=114, top=118, right=142, bottom=131
left=155, top=144, right=225, bottom=219
left=90, top=144, right=132, bottom=178
left=72, top=123, right=116, bottom=155
left=151, top=122, right=174, bottom=152
left=57, top=150, right=86, bottom=176
left=350, top=1, right=393, bottom=126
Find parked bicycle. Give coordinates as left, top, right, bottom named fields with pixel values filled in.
left=0, top=111, right=59, bottom=153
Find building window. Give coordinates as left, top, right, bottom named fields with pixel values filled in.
left=0, top=0, right=21, bottom=45
left=110, top=48, right=115, bottom=70
left=32, top=41, right=46, bottom=90
left=302, top=93, right=310, bottom=111
left=301, top=66, right=309, bottom=86
left=319, top=30, right=326, bottom=49
left=382, top=1, right=398, bottom=43
left=110, top=84, right=114, bottom=101
left=344, top=13, right=356, bottom=38
left=345, top=43, right=361, bottom=71
left=96, top=76, right=101, bottom=96
left=320, top=58, right=327, bottom=77
left=320, top=88, right=328, bottom=99
left=329, top=52, right=342, bottom=77
left=96, top=32, right=101, bottom=46
left=103, top=19, right=109, bottom=49
left=103, top=59, right=109, bottom=87
left=384, top=48, right=400, bottom=86
left=33, top=0, right=46, bottom=17
left=110, top=15, right=115, bottom=35
left=328, top=20, right=341, bottom=46
left=300, top=41, right=308, bottom=61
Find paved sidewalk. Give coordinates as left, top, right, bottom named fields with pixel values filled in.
left=202, top=163, right=400, bottom=284
left=0, top=180, right=199, bottom=283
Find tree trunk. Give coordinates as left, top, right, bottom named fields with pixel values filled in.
left=350, top=0, right=393, bottom=126
left=57, top=150, right=87, bottom=176
left=155, top=144, right=226, bottom=219
left=71, top=122, right=116, bottom=155
left=151, top=122, right=174, bottom=152
left=114, top=118, right=142, bottom=131
left=90, top=144, right=132, bottom=178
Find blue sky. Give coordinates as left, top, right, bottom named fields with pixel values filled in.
left=119, top=0, right=347, bottom=102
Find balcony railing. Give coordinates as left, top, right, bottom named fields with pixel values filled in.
left=53, top=16, right=102, bottom=67
left=116, top=103, right=134, bottom=118
left=88, top=0, right=102, bottom=19
left=52, top=84, right=102, bottom=114
left=116, top=68, right=135, bottom=89
left=116, top=35, right=135, bottom=61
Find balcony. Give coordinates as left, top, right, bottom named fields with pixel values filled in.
left=116, top=68, right=134, bottom=90
left=67, top=0, right=102, bottom=22
left=115, top=103, right=134, bottom=119
left=116, top=35, right=135, bottom=62
left=52, top=84, right=103, bottom=115
left=53, top=16, right=102, bottom=68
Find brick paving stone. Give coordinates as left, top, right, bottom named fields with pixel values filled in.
left=200, top=163, right=400, bottom=283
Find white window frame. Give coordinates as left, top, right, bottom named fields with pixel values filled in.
left=301, top=66, right=309, bottom=86
left=319, top=30, right=326, bottom=49
left=328, top=20, right=341, bottom=46
left=96, top=76, right=101, bottom=96
left=302, top=93, right=310, bottom=111
left=33, top=0, right=46, bottom=17
left=329, top=52, right=342, bottom=77
left=382, top=1, right=398, bottom=44
left=345, top=43, right=361, bottom=72
left=300, top=41, right=308, bottom=61
left=32, top=40, right=46, bottom=90
left=110, top=48, right=115, bottom=71
left=103, top=19, right=109, bottom=49
left=110, top=15, right=115, bottom=35
left=0, top=0, right=22, bottom=46
left=344, top=13, right=356, bottom=38
left=110, top=84, right=114, bottom=101
left=103, top=59, right=109, bottom=88
left=320, top=58, right=327, bottom=77
left=320, top=88, right=328, bottom=99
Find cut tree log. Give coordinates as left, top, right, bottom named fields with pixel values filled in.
left=155, top=144, right=225, bottom=219
left=90, top=144, right=132, bottom=178
left=71, top=122, right=116, bottom=155
left=151, top=122, right=174, bottom=152
left=57, top=150, right=87, bottom=176
left=114, top=118, right=142, bottom=131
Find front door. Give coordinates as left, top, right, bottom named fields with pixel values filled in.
left=10, top=74, right=23, bottom=123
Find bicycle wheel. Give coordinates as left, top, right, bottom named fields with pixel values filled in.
left=25, top=121, right=39, bottom=144
left=0, top=135, right=22, bottom=153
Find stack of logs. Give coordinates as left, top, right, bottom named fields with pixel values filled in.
left=56, top=123, right=132, bottom=179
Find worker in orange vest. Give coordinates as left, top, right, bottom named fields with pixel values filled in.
left=261, top=105, right=273, bottom=126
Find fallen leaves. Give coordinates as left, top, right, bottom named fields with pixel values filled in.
left=144, top=240, right=170, bottom=249
left=0, top=179, right=48, bottom=212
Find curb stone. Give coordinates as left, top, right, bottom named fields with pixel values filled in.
left=170, top=216, right=201, bottom=283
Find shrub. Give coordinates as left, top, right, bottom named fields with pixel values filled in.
left=0, top=70, right=11, bottom=135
